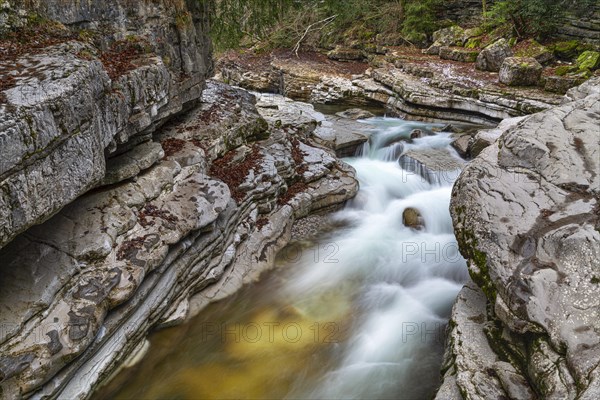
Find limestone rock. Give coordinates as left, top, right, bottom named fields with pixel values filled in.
left=327, top=45, right=365, bottom=62
left=450, top=133, right=472, bottom=158
left=432, top=26, right=467, bottom=47
left=0, top=0, right=213, bottom=250
left=439, top=46, right=479, bottom=63
left=544, top=74, right=588, bottom=94
left=476, top=39, right=514, bottom=72
left=218, top=49, right=563, bottom=126
left=252, top=92, right=368, bottom=158
left=499, top=57, right=543, bottom=86
left=470, top=116, right=526, bottom=157
left=336, top=108, right=375, bottom=120
left=399, top=148, right=464, bottom=185
left=402, top=207, right=424, bottom=230
left=0, top=82, right=359, bottom=399
left=371, top=66, right=561, bottom=125
left=449, top=86, right=600, bottom=399
left=564, top=76, right=600, bottom=101
left=157, top=81, right=269, bottom=160
left=101, top=141, right=164, bottom=186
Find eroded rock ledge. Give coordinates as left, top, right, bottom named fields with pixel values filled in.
left=438, top=78, right=600, bottom=399
left=0, top=79, right=358, bottom=399
left=217, top=49, right=564, bottom=126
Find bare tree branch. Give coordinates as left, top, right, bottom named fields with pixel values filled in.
left=292, top=14, right=337, bottom=57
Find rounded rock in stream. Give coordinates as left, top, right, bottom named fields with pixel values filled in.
left=402, top=207, right=425, bottom=230
left=410, top=129, right=425, bottom=139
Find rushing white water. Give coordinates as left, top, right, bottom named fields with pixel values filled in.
left=283, top=117, right=468, bottom=400
left=107, top=117, right=469, bottom=400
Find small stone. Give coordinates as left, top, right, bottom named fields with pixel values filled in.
left=410, top=129, right=424, bottom=139
left=402, top=207, right=424, bottom=230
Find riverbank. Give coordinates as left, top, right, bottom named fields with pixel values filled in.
left=217, top=46, right=570, bottom=126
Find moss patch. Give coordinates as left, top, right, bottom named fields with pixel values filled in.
left=453, top=204, right=497, bottom=301
left=576, top=51, right=600, bottom=71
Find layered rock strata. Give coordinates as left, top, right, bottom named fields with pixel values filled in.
left=0, top=0, right=212, bottom=249
left=0, top=79, right=358, bottom=399
left=218, top=50, right=563, bottom=126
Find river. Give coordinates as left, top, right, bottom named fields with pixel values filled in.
left=106, top=116, right=469, bottom=400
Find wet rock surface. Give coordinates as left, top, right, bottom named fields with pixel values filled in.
left=440, top=77, right=600, bottom=399
left=399, top=149, right=464, bottom=185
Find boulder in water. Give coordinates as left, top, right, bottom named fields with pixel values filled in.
left=399, top=149, right=464, bottom=185
left=450, top=133, right=472, bottom=159
left=410, top=129, right=424, bottom=139
left=402, top=207, right=424, bottom=230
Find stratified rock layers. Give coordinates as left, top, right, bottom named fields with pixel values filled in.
left=0, top=0, right=212, bottom=249
left=438, top=78, right=600, bottom=399
left=0, top=79, right=358, bottom=399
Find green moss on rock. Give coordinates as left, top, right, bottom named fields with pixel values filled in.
left=453, top=204, right=497, bottom=301
left=577, top=51, right=600, bottom=71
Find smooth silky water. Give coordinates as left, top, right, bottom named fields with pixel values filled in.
left=106, top=117, right=469, bottom=400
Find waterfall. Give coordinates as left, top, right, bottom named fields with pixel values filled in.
left=283, top=117, right=468, bottom=400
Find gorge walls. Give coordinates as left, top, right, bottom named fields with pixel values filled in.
left=0, top=1, right=358, bottom=398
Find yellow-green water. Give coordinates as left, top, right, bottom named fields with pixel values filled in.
left=103, top=241, right=359, bottom=399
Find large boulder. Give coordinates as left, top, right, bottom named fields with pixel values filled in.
left=445, top=81, right=600, bottom=399
left=476, top=38, right=514, bottom=72
left=499, top=57, right=543, bottom=86
left=544, top=73, right=589, bottom=94
left=425, top=25, right=466, bottom=55
left=432, top=25, right=466, bottom=47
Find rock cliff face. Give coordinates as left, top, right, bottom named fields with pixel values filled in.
left=0, top=0, right=212, bottom=249
left=438, top=77, right=600, bottom=399
left=0, top=2, right=358, bottom=398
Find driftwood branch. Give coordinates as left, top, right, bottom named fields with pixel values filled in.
left=292, top=14, right=337, bottom=57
